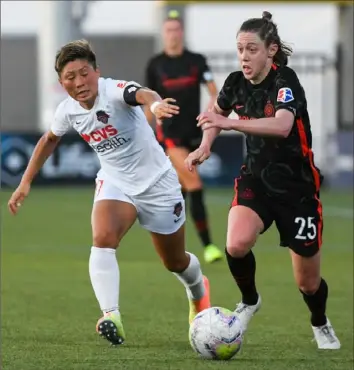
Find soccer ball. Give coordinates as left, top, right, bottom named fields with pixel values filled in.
left=189, top=307, right=243, bottom=360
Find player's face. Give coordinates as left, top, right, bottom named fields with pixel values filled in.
left=236, top=32, right=276, bottom=83
left=163, top=20, right=183, bottom=49
left=59, top=59, right=100, bottom=107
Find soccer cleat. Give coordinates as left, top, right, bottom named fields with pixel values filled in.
left=312, top=319, right=341, bottom=349
left=204, top=244, right=223, bottom=264
left=96, top=312, right=126, bottom=346
left=189, top=275, right=211, bottom=323
left=234, top=294, right=261, bottom=333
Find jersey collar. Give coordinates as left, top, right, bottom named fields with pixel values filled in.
left=246, top=64, right=277, bottom=90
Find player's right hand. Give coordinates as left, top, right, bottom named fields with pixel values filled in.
left=185, top=146, right=211, bottom=172
left=8, top=183, right=31, bottom=215
left=153, top=98, right=180, bottom=120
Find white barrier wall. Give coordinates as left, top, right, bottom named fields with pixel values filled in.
left=1, top=1, right=338, bottom=50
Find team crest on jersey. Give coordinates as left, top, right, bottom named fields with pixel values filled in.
left=264, top=101, right=275, bottom=117
left=96, top=110, right=110, bottom=124
left=277, top=87, right=294, bottom=103
left=173, top=202, right=183, bottom=217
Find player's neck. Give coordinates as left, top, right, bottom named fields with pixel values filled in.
left=79, top=96, right=97, bottom=110
left=164, top=45, right=184, bottom=57
left=250, top=63, right=273, bottom=85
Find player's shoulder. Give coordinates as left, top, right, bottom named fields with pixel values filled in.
left=98, top=77, right=135, bottom=98
left=98, top=77, right=121, bottom=91
left=223, top=71, right=244, bottom=87
left=217, top=71, right=244, bottom=108
left=54, top=96, right=73, bottom=119
left=146, top=53, right=166, bottom=67
left=184, top=49, right=208, bottom=62
left=275, top=66, right=301, bottom=86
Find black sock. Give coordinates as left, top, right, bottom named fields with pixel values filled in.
left=225, top=248, right=258, bottom=305
left=189, top=189, right=211, bottom=247
left=300, top=278, right=328, bottom=327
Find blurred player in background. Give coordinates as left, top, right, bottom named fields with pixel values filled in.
left=186, top=12, right=340, bottom=350
left=144, top=10, right=223, bottom=264
left=8, top=40, right=211, bottom=346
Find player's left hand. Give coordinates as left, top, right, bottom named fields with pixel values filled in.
left=153, top=98, right=180, bottom=120
left=197, top=112, right=234, bottom=131
left=185, top=145, right=211, bottom=171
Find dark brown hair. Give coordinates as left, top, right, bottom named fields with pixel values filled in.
left=238, top=11, right=293, bottom=66
left=55, top=39, right=97, bottom=75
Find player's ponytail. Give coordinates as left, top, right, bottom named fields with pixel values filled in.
left=262, top=11, right=292, bottom=67
left=239, top=11, right=293, bottom=67
left=262, top=11, right=272, bottom=21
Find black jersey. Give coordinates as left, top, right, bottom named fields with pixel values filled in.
left=217, top=65, right=322, bottom=197
left=145, top=49, right=213, bottom=139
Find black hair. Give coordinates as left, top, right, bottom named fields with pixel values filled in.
left=55, top=39, right=97, bottom=75
left=238, top=11, right=293, bottom=66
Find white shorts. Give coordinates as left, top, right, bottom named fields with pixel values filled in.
left=94, top=168, right=185, bottom=234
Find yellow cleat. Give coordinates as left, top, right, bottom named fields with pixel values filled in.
left=204, top=244, right=223, bottom=264
left=96, top=312, right=125, bottom=346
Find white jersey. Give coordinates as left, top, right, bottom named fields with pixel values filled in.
left=51, top=77, right=171, bottom=195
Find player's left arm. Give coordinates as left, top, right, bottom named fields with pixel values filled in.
left=225, top=108, right=295, bottom=138
left=232, top=70, right=304, bottom=137
left=118, top=82, right=179, bottom=120
left=143, top=61, right=158, bottom=124
left=199, top=69, right=302, bottom=138
left=199, top=55, right=218, bottom=111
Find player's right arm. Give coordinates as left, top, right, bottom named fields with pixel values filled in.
left=199, top=102, right=232, bottom=149
left=200, top=71, right=235, bottom=149
left=198, top=54, right=218, bottom=111
left=8, top=102, right=70, bottom=215
left=185, top=73, right=234, bottom=171
left=7, top=131, right=61, bottom=215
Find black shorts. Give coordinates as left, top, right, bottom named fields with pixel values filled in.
left=158, top=135, right=202, bottom=153
left=231, top=175, right=323, bottom=257
left=155, top=123, right=201, bottom=152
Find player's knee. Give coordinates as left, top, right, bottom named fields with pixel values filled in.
left=162, top=255, right=189, bottom=273
left=226, top=238, right=254, bottom=258
left=296, top=274, right=321, bottom=295
left=297, top=277, right=321, bottom=295
left=93, top=230, right=119, bottom=249
left=226, top=244, right=252, bottom=258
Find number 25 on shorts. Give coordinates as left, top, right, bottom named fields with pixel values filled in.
left=294, top=216, right=317, bottom=243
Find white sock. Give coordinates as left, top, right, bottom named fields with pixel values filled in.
left=173, top=252, right=205, bottom=300
left=89, top=246, right=120, bottom=315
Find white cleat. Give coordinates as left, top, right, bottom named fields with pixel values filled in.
left=312, top=319, right=341, bottom=350
left=234, top=295, right=262, bottom=333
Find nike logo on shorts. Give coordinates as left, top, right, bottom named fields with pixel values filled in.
left=304, top=240, right=316, bottom=246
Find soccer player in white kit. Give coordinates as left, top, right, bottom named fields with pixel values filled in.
left=7, top=40, right=211, bottom=346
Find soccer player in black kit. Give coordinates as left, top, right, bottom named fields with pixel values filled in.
left=145, top=11, right=223, bottom=263
left=186, top=11, right=340, bottom=349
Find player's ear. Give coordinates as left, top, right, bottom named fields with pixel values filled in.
left=268, top=43, right=278, bottom=59
left=58, top=77, right=63, bottom=86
